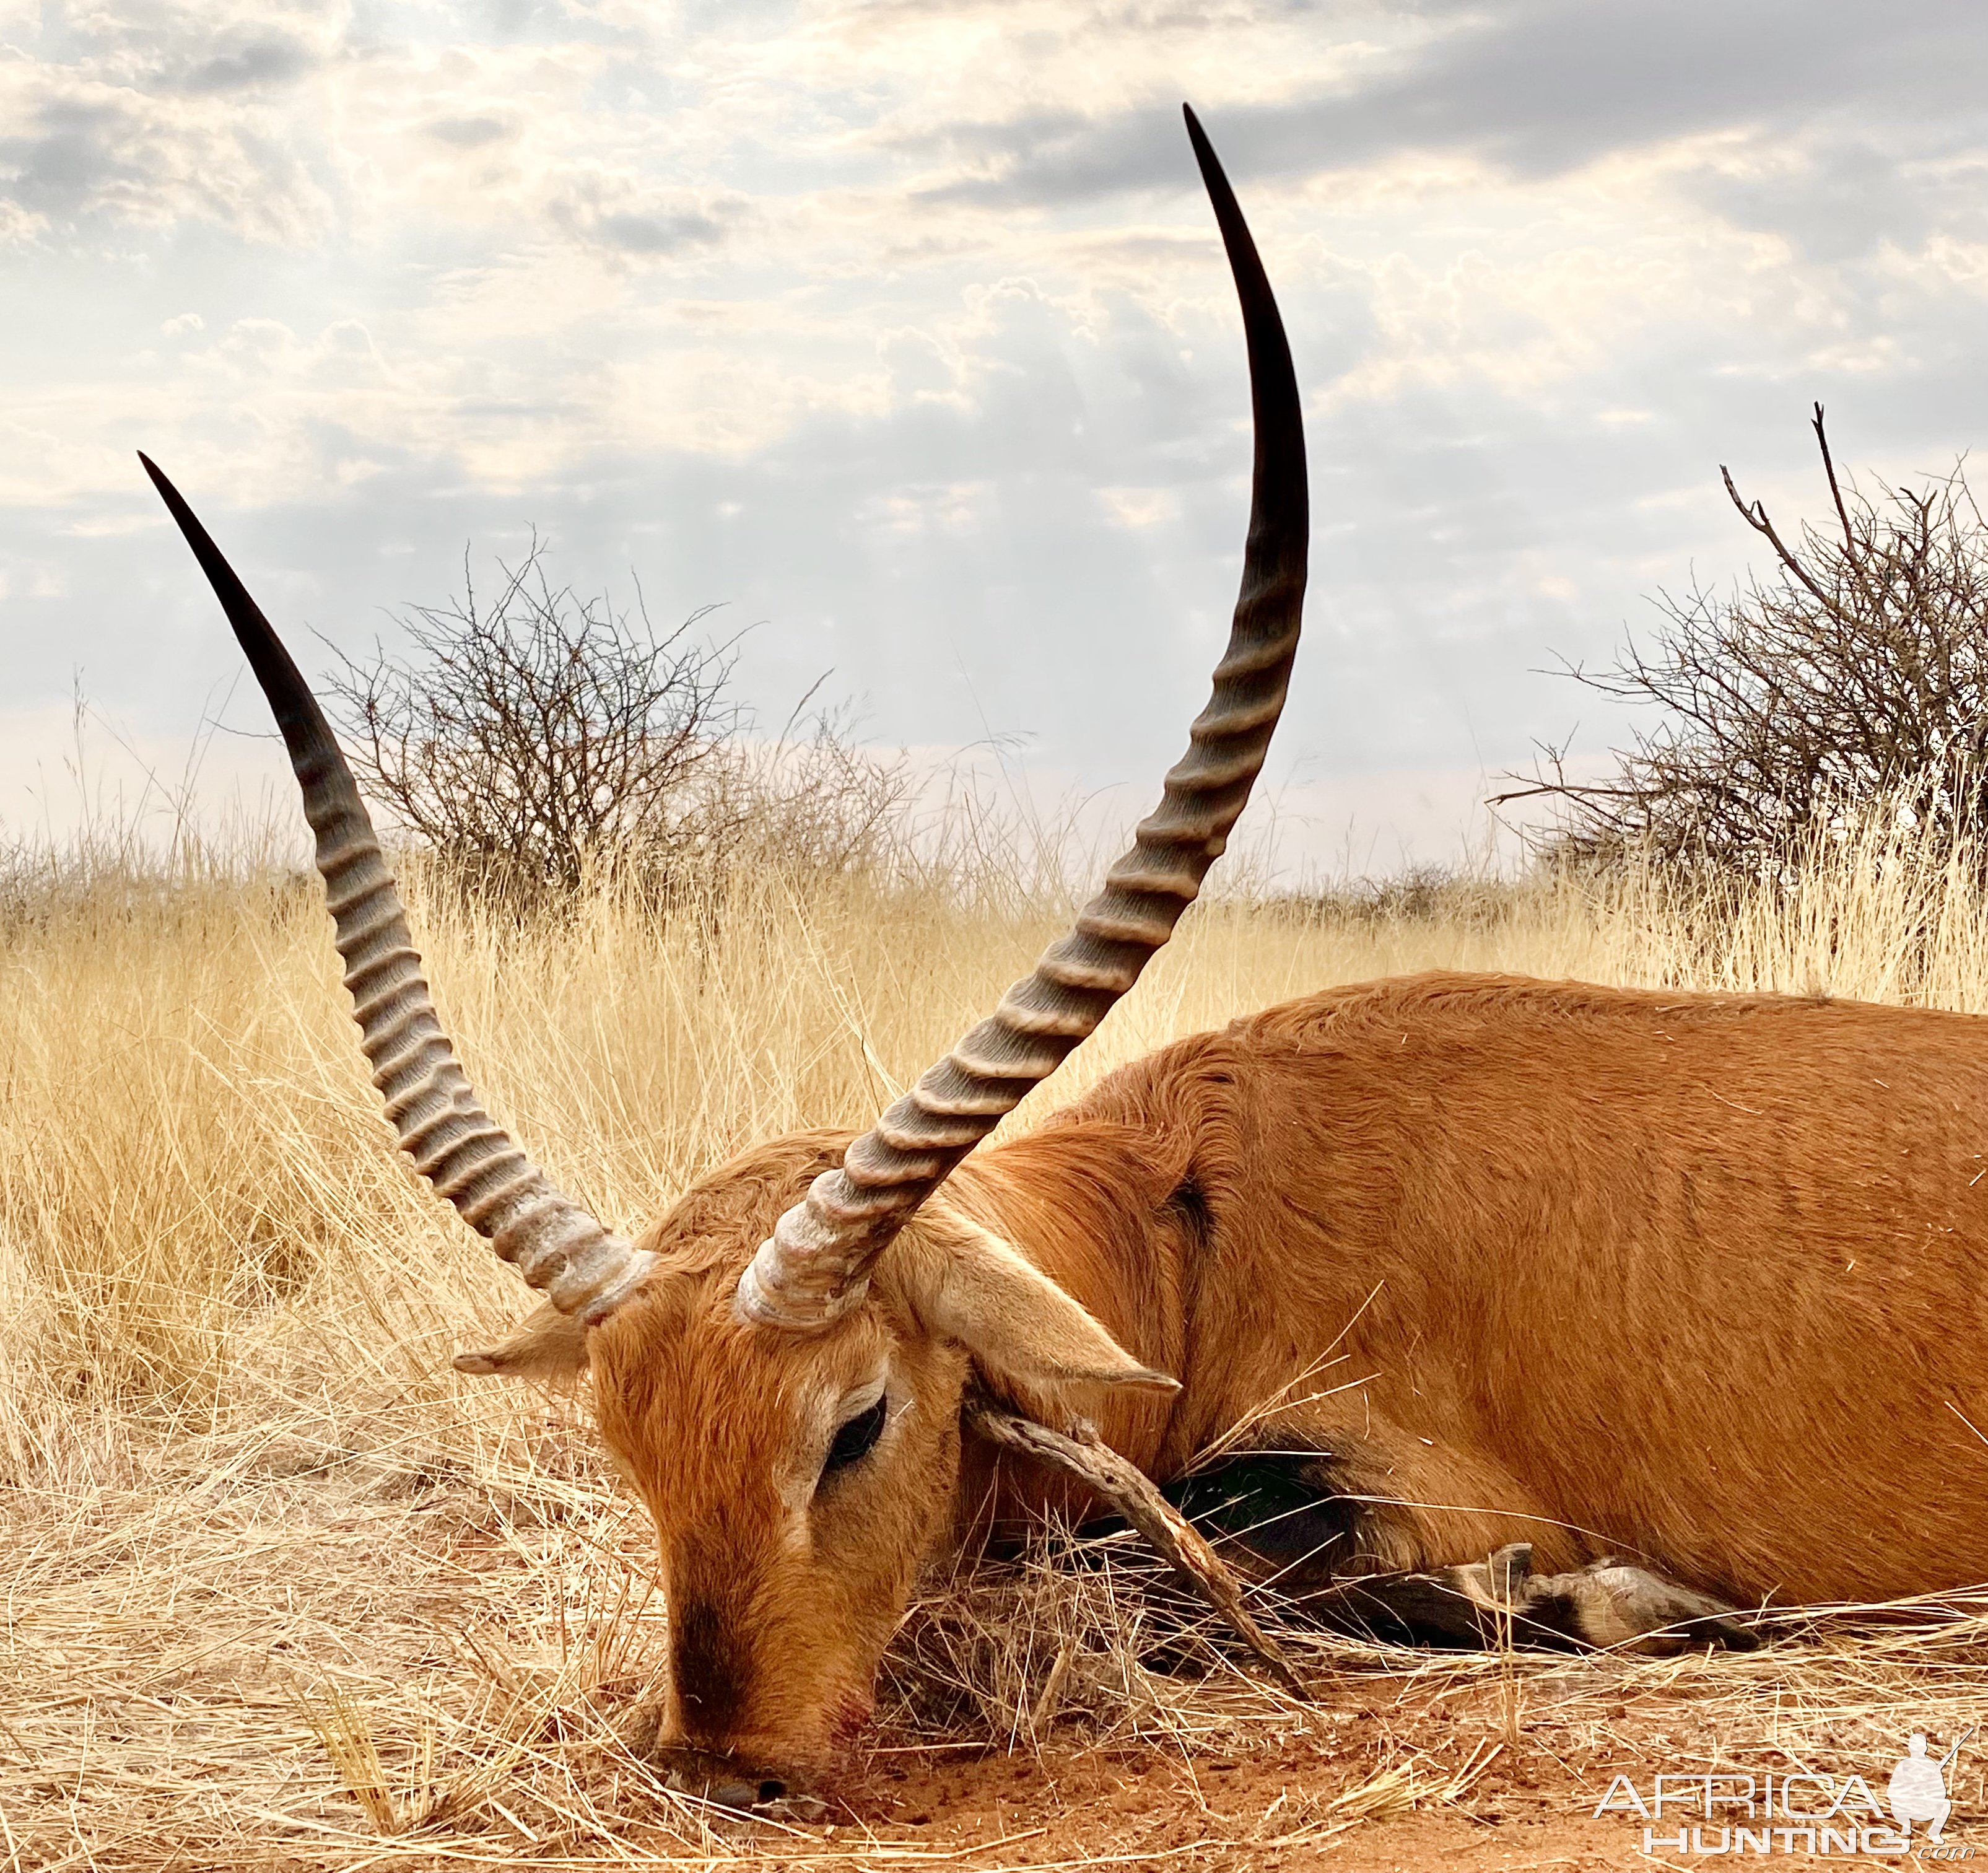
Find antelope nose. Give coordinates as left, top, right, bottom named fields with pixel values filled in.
left=712, top=1773, right=785, bottom=1810
left=658, top=1746, right=787, bottom=1811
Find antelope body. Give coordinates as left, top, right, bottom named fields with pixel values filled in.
left=134, top=108, right=1988, bottom=1808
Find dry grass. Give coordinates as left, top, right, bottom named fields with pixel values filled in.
left=8, top=803, right=1988, bottom=1866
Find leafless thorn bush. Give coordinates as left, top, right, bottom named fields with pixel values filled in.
left=325, top=540, right=918, bottom=910
left=1499, top=406, right=1988, bottom=874
left=1266, top=865, right=1532, bottom=932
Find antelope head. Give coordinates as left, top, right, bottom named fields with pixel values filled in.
left=142, top=106, right=1306, bottom=1805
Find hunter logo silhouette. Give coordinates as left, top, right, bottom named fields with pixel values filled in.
left=1889, top=1731, right=1971, bottom=1842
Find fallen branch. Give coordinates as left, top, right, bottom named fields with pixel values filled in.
left=964, top=1399, right=1310, bottom=1700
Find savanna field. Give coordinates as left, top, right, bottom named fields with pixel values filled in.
left=8, top=813, right=1988, bottom=1871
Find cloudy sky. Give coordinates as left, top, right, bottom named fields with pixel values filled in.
left=6, top=0, right=1988, bottom=872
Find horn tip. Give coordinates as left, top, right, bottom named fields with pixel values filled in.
left=1180, top=102, right=1233, bottom=211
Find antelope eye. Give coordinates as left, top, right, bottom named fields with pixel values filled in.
left=822, top=1394, right=887, bottom=1477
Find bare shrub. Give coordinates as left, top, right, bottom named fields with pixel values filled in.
left=704, top=698, right=918, bottom=881
left=1502, top=408, right=1988, bottom=871
left=325, top=543, right=744, bottom=903
left=325, top=542, right=916, bottom=906
left=1270, top=864, right=1530, bottom=932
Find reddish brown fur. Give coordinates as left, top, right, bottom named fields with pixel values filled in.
left=964, top=972, right=1988, bottom=1596
left=591, top=1133, right=969, bottom=1771
left=569, top=971, right=1988, bottom=1786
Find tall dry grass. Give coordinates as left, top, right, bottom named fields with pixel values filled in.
left=7, top=799, right=1988, bottom=1865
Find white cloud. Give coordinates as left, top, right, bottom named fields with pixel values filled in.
left=0, top=5, right=339, bottom=242
left=1097, top=486, right=1177, bottom=529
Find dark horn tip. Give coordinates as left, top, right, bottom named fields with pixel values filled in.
left=1179, top=105, right=1248, bottom=248
left=134, top=450, right=321, bottom=729
left=1181, top=101, right=1217, bottom=172
left=137, top=451, right=204, bottom=545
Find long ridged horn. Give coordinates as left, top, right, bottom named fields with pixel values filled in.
left=736, top=105, right=1308, bottom=1330
left=139, top=456, right=655, bottom=1325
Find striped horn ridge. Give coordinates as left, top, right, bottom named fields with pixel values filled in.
left=139, top=456, right=655, bottom=1325
left=734, top=104, right=1310, bottom=1331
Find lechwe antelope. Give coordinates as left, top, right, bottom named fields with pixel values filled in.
left=139, top=107, right=1988, bottom=1804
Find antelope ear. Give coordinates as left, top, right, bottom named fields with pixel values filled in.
left=453, top=1301, right=590, bottom=1381
left=897, top=1208, right=1180, bottom=1398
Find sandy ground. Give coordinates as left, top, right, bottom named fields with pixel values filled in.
left=846, top=1717, right=1647, bottom=1870
left=9, top=1405, right=1987, bottom=1871
left=636, top=1682, right=1953, bottom=1871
